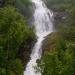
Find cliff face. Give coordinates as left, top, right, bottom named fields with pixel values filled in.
left=40, top=1, right=75, bottom=75
left=0, top=0, right=5, bottom=6
left=18, top=38, right=36, bottom=68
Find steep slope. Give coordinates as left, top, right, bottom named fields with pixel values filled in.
left=0, top=0, right=35, bottom=75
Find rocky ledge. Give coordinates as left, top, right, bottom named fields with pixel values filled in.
left=42, top=32, right=60, bottom=54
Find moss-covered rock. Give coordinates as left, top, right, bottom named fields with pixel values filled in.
left=42, top=32, right=59, bottom=52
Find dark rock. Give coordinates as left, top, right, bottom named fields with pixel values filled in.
left=53, top=11, right=69, bottom=30
left=18, top=38, right=36, bottom=69
left=0, top=0, right=5, bottom=7
left=54, top=11, right=68, bottom=20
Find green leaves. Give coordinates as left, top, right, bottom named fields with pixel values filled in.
left=41, top=48, right=75, bottom=75
left=0, top=5, right=35, bottom=75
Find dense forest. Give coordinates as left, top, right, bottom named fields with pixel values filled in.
left=0, top=0, right=35, bottom=75
left=0, top=0, right=75, bottom=75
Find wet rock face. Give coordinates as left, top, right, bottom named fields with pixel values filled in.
left=54, top=12, right=68, bottom=20
left=50, top=11, right=68, bottom=31
left=0, top=0, right=4, bottom=7
left=18, top=38, right=36, bottom=69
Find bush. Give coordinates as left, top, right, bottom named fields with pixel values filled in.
left=0, top=6, right=35, bottom=75
left=41, top=46, right=75, bottom=75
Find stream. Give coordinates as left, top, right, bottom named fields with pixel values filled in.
left=24, top=0, right=53, bottom=75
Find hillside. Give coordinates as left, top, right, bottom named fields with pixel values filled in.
left=40, top=0, right=75, bottom=75
left=0, top=0, right=35, bottom=75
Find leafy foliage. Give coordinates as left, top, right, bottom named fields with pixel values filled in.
left=0, top=0, right=35, bottom=75
left=40, top=38, right=75, bottom=75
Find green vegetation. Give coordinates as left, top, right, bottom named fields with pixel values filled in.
left=45, top=0, right=75, bottom=11
left=1, top=0, right=75, bottom=75
left=41, top=48, right=75, bottom=75
left=0, top=0, right=35, bottom=75
left=40, top=0, right=75, bottom=75
left=40, top=34, right=75, bottom=75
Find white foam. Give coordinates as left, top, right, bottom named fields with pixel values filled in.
left=24, top=0, right=53, bottom=75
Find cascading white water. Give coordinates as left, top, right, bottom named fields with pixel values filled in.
left=24, top=0, right=53, bottom=75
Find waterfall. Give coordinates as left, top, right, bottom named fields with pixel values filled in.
left=24, top=0, right=53, bottom=75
